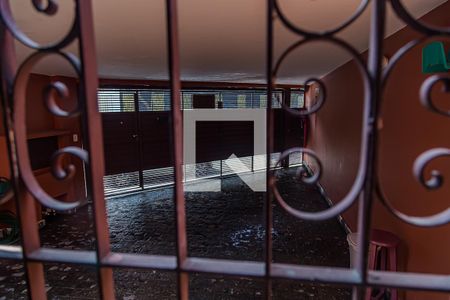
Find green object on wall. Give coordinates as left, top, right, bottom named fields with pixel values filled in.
left=422, top=41, right=450, bottom=73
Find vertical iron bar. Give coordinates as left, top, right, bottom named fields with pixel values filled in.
left=166, top=0, right=189, bottom=299
left=76, top=1, right=115, bottom=299
left=265, top=0, right=274, bottom=298
left=0, top=2, right=46, bottom=298
left=355, top=0, right=386, bottom=299
left=282, top=89, right=290, bottom=168
left=18, top=190, right=46, bottom=298
left=134, top=91, right=145, bottom=190
left=181, top=90, right=186, bottom=183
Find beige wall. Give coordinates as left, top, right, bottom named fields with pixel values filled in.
left=307, top=3, right=450, bottom=299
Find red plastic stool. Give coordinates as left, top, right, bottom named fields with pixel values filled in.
left=366, top=229, right=400, bottom=300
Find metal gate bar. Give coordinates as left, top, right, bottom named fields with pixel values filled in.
left=1, top=0, right=46, bottom=298
left=166, top=0, right=190, bottom=298
left=355, top=0, right=386, bottom=297
left=0, top=0, right=449, bottom=299
left=265, top=0, right=275, bottom=297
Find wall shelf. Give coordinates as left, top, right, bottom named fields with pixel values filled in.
left=27, top=130, right=71, bottom=140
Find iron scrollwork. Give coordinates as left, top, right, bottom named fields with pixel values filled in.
left=390, top=0, right=450, bottom=36
left=273, top=0, right=370, bottom=37
left=269, top=0, right=450, bottom=228
left=0, top=0, right=77, bottom=50
left=0, top=0, right=448, bottom=298
left=270, top=0, right=373, bottom=221
left=0, top=1, right=88, bottom=211
left=376, top=0, right=450, bottom=228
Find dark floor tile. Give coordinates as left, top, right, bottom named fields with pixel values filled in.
left=0, top=169, right=350, bottom=299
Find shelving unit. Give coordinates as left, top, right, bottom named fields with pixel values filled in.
left=0, top=129, right=75, bottom=221
left=0, top=75, right=85, bottom=221
left=29, top=130, right=75, bottom=201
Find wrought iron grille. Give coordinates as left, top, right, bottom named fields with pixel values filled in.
left=0, top=0, right=449, bottom=299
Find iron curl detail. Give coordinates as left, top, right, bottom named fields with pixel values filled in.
left=0, top=0, right=78, bottom=50
left=385, top=39, right=450, bottom=114
left=382, top=38, right=420, bottom=87
left=271, top=148, right=322, bottom=220
left=273, top=35, right=371, bottom=117
left=390, top=0, right=450, bottom=36
left=51, top=147, right=88, bottom=181
left=268, top=34, right=373, bottom=221
left=273, top=0, right=369, bottom=37
left=376, top=181, right=450, bottom=227
left=12, top=51, right=84, bottom=211
left=281, top=77, right=325, bottom=117
left=413, top=148, right=450, bottom=190
left=376, top=152, right=450, bottom=227
left=272, top=148, right=361, bottom=221
left=420, top=75, right=450, bottom=118
left=378, top=34, right=450, bottom=226
left=32, top=0, right=58, bottom=15
left=45, top=81, right=81, bottom=118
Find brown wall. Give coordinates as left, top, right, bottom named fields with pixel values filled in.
left=307, top=3, right=450, bottom=299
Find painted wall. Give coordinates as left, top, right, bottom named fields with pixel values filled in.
left=307, top=3, right=450, bottom=299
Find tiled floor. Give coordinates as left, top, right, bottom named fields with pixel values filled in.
left=0, top=168, right=351, bottom=299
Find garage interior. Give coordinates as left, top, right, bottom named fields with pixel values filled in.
left=0, top=1, right=449, bottom=300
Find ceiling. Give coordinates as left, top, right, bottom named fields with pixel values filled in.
left=10, top=0, right=448, bottom=84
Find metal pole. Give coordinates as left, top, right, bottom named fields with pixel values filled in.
left=77, top=1, right=115, bottom=298
left=265, top=0, right=274, bottom=298
left=166, top=0, right=189, bottom=299
left=134, top=91, right=145, bottom=190
left=0, top=2, right=46, bottom=298
left=354, top=0, right=386, bottom=299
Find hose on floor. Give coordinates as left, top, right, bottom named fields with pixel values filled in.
left=0, top=210, right=20, bottom=245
